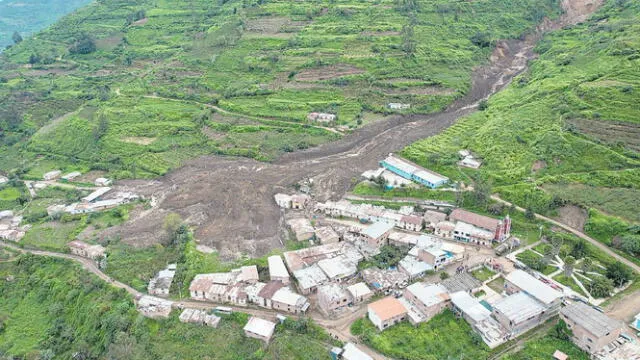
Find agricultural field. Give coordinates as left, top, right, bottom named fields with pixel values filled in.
left=0, top=0, right=562, bottom=178
left=0, top=256, right=338, bottom=360
left=402, top=0, right=640, bottom=256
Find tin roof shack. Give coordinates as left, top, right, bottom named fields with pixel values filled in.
left=188, top=266, right=257, bottom=304
left=307, top=112, right=336, bottom=123
left=492, top=292, right=547, bottom=337
left=387, top=103, right=411, bottom=110
left=94, top=178, right=112, bottom=186
left=317, top=255, right=358, bottom=282
left=0, top=176, right=8, bottom=184
left=291, top=194, right=311, bottom=210
left=244, top=317, right=276, bottom=344
left=423, top=210, right=447, bottom=230
left=237, top=265, right=260, bottom=284
left=67, top=240, right=106, bottom=260
left=268, top=255, right=290, bottom=285
left=315, top=226, right=340, bottom=244
left=256, top=281, right=286, bottom=308
left=43, top=170, right=62, bottom=181
left=449, top=209, right=511, bottom=243
left=347, top=283, right=373, bottom=304
left=360, top=222, right=394, bottom=249
left=505, top=270, right=563, bottom=314
left=361, top=268, right=409, bottom=293
left=274, top=193, right=292, bottom=209
left=450, top=291, right=507, bottom=348
left=341, top=342, right=373, bottom=360
left=61, top=171, right=82, bottom=181
left=441, top=272, right=482, bottom=294
left=293, top=264, right=328, bottom=295
left=271, top=287, right=310, bottom=314
left=286, top=217, right=315, bottom=242
left=560, top=302, right=624, bottom=355
left=283, top=242, right=359, bottom=271
left=403, top=283, right=449, bottom=324
left=368, top=296, right=408, bottom=331
left=179, top=308, right=221, bottom=328
left=148, top=263, right=177, bottom=297
left=137, top=296, right=173, bottom=319
left=317, top=283, right=353, bottom=315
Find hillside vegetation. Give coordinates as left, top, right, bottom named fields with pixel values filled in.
left=0, top=0, right=560, bottom=178
left=403, top=0, right=640, bottom=259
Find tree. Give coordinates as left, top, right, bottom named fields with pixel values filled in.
left=401, top=25, right=416, bottom=56
left=542, top=245, right=554, bottom=265
left=471, top=175, right=491, bottom=208
left=552, top=319, right=572, bottom=341
left=570, top=238, right=587, bottom=259
left=70, top=34, right=96, bottom=55
left=12, top=31, right=23, bottom=44
left=524, top=207, right=535, bottom=220
left=606, top=262, right=632, bottom=287
left=564, top=256, right=576, bottom=277
left=588, top=276, right=614, bottom=298
left=163, top=213, right=183, bottom=243
left=93, top=114, right=109, bottom=140
left=550, top=236, right=563, bottom=257
left=581, top=257, right=593, bottom=273
left=439, top=272, right=450, bottom=280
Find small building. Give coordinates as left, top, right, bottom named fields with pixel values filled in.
left=0, top=210, right=14, bottom=220
left=317, top=283, right=352, bottom=314
left=505, top=270, right=563, bottom=313
left=286, top=217, right=315, bottom=242
left=380, top=154, right=448, bottom=189
left=361, top=268, right=409, bottom=293
left=347, top=283, right=373, bottom=304
left=449, top=209, right=511, bottom=243
left=492, top=292, right=547, bottom=336
left=274, top=193, right=292, bottom=209
left=268, top=255, right=290, bottom=285
left=435, top=221, right=455, bottom=239
left=148, top=263, right=177, bottom=297
left=67, top=240, right=106, bottom=260
left=317, top=255, right=358, bottom=282
left=43, top=170, right=62, bottom=181
left=553, top=350, right=568, bottom=360
left=315, top=226, right=340, bottom=244
left=368, top=296, right=408, bottom=331
left=387, top=103, right=411, bottom=110
left=179, top=308, right=221, bottom=328
left=94, top=178, right=113, bottom=186
left=291, top=194, right=311, bottom=210
left=399, top=215, right=423, bottom=232
left=82, top=187, right=112, bottom=203
left=271, top=287, right=310, bottom=314
left=403, top=283, right=449, bottom=322
left=360, top=222, right=394, bottom=248
left=245, top=282, right=267, bottom=305
left=423, top=210, right=447, bottom=230
left=417, top=247, right=452, bottom=270
left=61, top=171, right=82, bottom=181
left=243, top=317, right=276, bottom=344
left=458, top=156, right=482, bottom=169
left=237, top=265, right=259, bottom=284
left=256, top=281, right=286, bottom=308
left=341, top=342, right=373, bottom=360
left=307, top=112, right=336, bottom=123
left=0, top=176, right=8, bottom=184
left=450, top=291, right=506, bottom=349
left=398, top=256, right=433, bottom=280
left=137, top=296, right=173, bottom=319
left=293, top=264, right=329, bottom=295
left=560, top=302, right=624, bottom=355
left=453, top=222, right=495, bottom=247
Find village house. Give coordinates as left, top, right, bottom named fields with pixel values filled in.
left=399, top=215, right=424, bottom=232
left=136, top=296, right=173, bottom=319
left=307, top=112, right=336, bottom=123
left=368, top=296, right=408, bottom=331
left=379, top=154, right=449, bottom=189
left=316, top=200, right=421, bottom=231
left=274, top=193, right=292, bottom=209
left=317, top=255, right=358, bottom=282
left=387, top=103, right=411, bottom=110
left=270, top=287, right=310, bottom=314
left=492, top=292, right=548, bottom=337
left=317, top=283, right=352, bottom=315
left=268, top=255, right=290, bottom=285
left=504, top=270, right=563, bottom=314
left=417, top=247, right=453, bottom=270
left=449, top=209, right=511, bottom=243
left=347, top=283, right=373, bottom=304
left=283, top=242, right=360, bottom=271
left=179, top=308, right=221, bottom=328
left=188, top=266, right=258, bottom=305
left=293, top=264, right=328, bottom=295
left=315, top=226, right=340, bottom=244
left=398, top=255, right=433, bottom=280
left=450, top=291, right=507, bottom=348
left=340, top=343, right=373, bottom=360
left=61, top=171, right=82, bottom=181
left=441, top=272, right=482, bottom=294
left=361, top=268, right=409, bottom=293
left=0, top=175, right=8, bottom=184
left=67, top=240, right=106, bottom=260
left=148, top=263, right=177, bottom=297
left=560, top=302, right=624, bottom=355
left=423, top=210, right=447, bottom=231
left=286, top=217, right=315, bottom=241
left=458, top=150, right=482, bottom=169
left=435, top=221, right=455, bottom=239
left=359, top=222, right=394, bottom=248
left=237, top=265, right=260, bottom=284
left=94, top=178, right=112, bottom=186
left=256, top=281, right=286, bottom=308
left=291, top=194, right=311, bottom=209
left=403, top=283, right=450, bottom=323
left=245, top=282, right=267, bottom=305
left=387, top=232, right=421, bottom=247
left=43, top=170, right=62, bottom=181
left=243, top=317, right=276, bottom=344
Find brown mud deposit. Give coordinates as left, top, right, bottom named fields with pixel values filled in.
left=109, top=0, right=603, bottom=259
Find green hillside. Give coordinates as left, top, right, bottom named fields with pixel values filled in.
left=403, top=0, right=640, bottom=260
left=0, top=0, right=560, bottom=178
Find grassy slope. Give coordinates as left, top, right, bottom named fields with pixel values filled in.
left=0, top=0, right=560, bottom=177
left=0, top=255, right=337, bottom=360
left=402, top=0, right=640, bottom=255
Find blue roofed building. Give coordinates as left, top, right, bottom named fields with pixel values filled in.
left=380, top=154, right=449, bottom=189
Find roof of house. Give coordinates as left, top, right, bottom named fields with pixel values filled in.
left=342, top=343, right=373, bottom=360
left=406, top=283, right=449, bottom=307
left=238, top=265, right=259, bottom=283
left=381, top=155, right=449, bottom=184
left=258, top=280, right=286, bottom=299
left=450, top=291, right=491, bottom=323
left=399, top=256, right=433, bottom=277
left=493, top=292, right=546, bottom=324
left=560, top=302, right=622, bottom=337
left=315, top=226, right=339, bottom=241
left=436, top=221, right=456, bottom=231
left=271, top=287, right=307, bottom=307
left=318, top=283, right=351, bottom=302
left=347, top=283, right=372, bottom=298
left=243, top=317, right=276, bottom=339
left=82, top=187, right=112, bottom=202
left=401, top=215, right=423, bottom=225
left=441, top=272, right=482, bottom=293
left=293, top=264, right=328, bottom=291
left=361, top=222, right=395, bottom=239
left=283, top=242, right=344, bottom=271
left=424, top=210, right=447, bottom=224
left=505, top=270, right=563, bottom=305
left=368, top=296, right=407, bottom=321
left=450, top=209, right=500, bottom=231
left=68, top=240, right=89, bottom=249
left=317, top=255, right=357, bottom=280
left=454, top=221, right=495, bottom=240
left=553, top=350, right=568, bottom=360
left=268, top=255, right=289, bottom=279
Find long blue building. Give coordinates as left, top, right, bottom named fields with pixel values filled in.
left=380, top=154, right=449, bottom=189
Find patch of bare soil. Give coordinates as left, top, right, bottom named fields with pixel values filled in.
left=531, top=160, right=547, bottom=172
left=380, top=86, right=456, bottom=96
left=24, top=68, right=71, bottom=77
left=75, top=170, right=107, bottom=184
left=131, top=18, right=148, bottom=26
left=121, top=137, right=157, bottom=145
left=211, top=112, right=259, bottom=125
left=202, top=126, right=226, bottom=141
left=554, top=205, right=588, bottom=231
left=95, top=34, right=124, bottom=51
left=244, top=16, right=297, bottom=34
left=295, top=64, right=365, bottom=82
left=35, top=111, right=75, bottom=136
left=567, top=118, right=640, bottom=152
left=560, top=0, right=603, bottom=25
